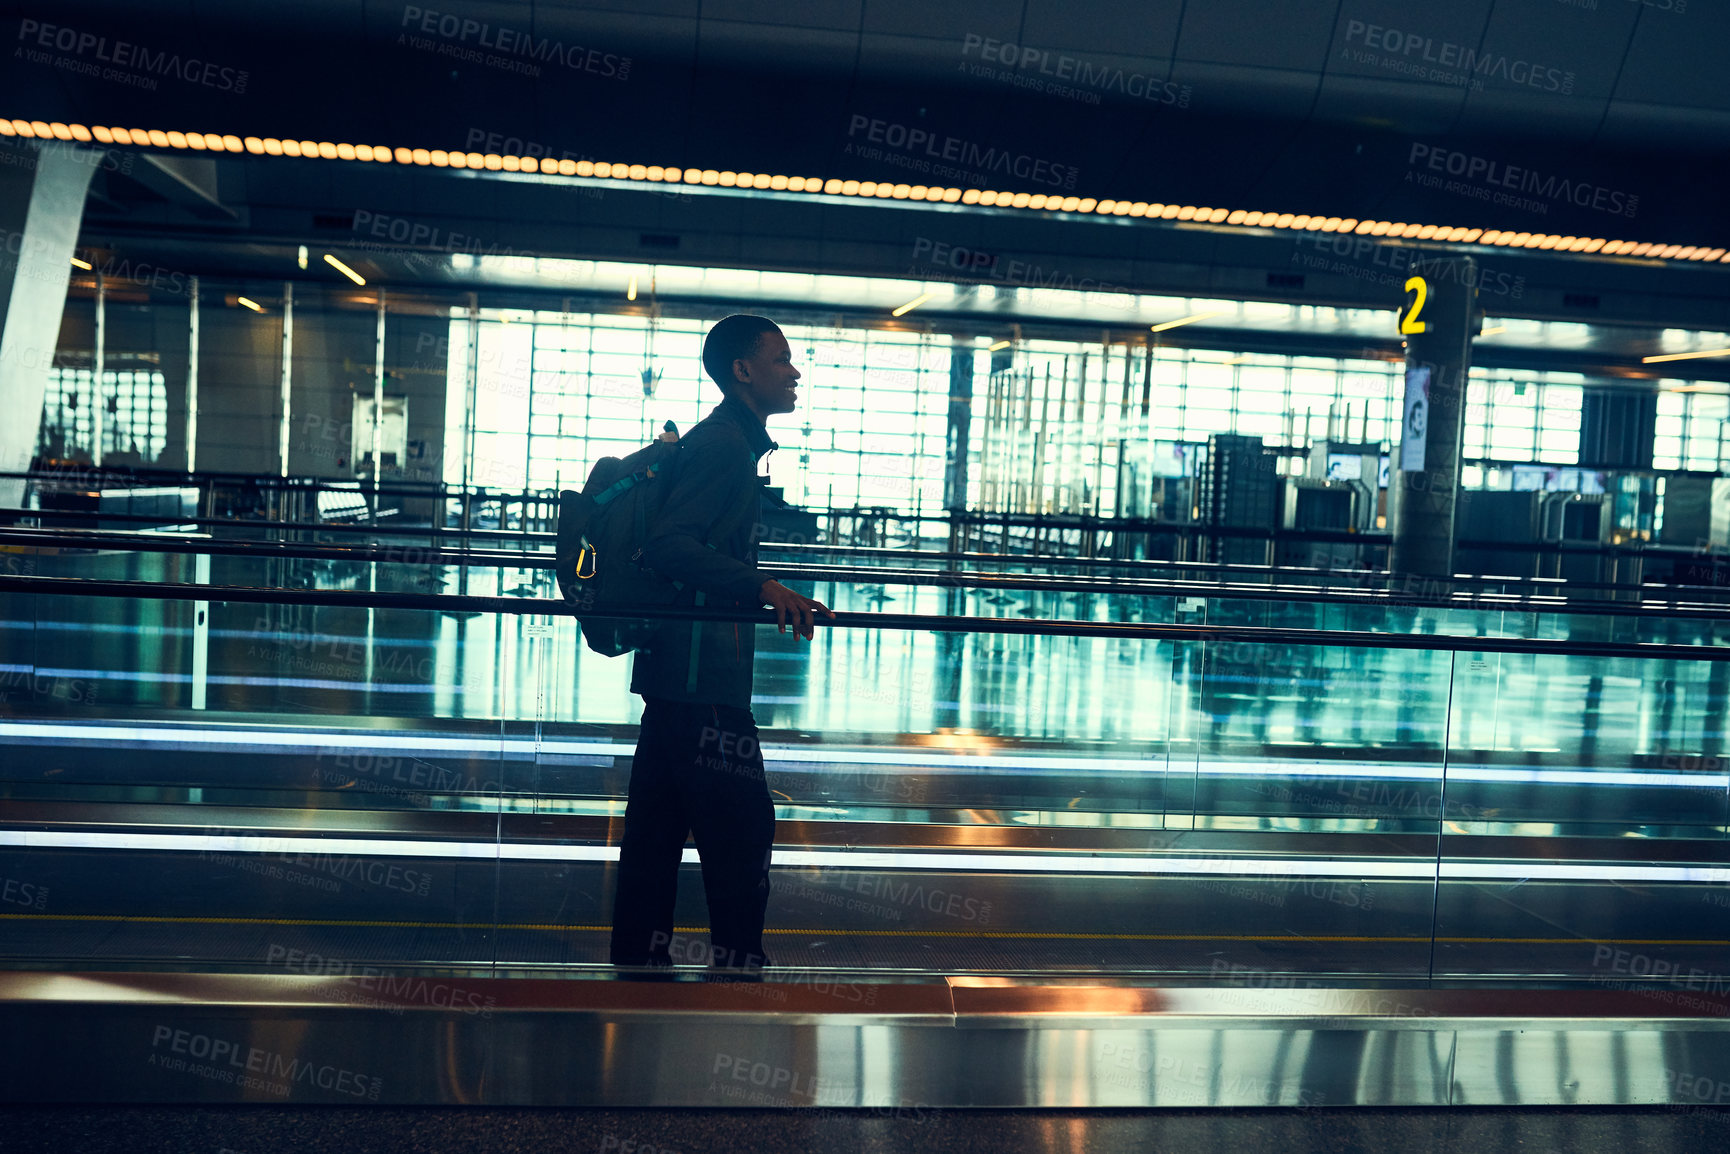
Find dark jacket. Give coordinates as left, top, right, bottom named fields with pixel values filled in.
left=629, top=396, right=777, bottom=708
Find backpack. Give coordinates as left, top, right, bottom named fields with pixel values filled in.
left=555, top=423, right=757, bottom=657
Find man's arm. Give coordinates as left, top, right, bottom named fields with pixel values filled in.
left=638, top=437, right=771, bottom=604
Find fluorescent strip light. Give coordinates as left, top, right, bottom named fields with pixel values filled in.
left=236, top=296, right=264, bottom=313
left=892, top=291, right=934, bottom=317
left=0, top=829, right=1435, bottom=878
left=323, top=253, right=366, bottom=285
left=1642, top=348, right=1730, bottom=364
left=626, top=275, right=638, bottom=302
left=1150, top=311, right=1228, bottom=333
left=297, top=245, right=308, bottom=270
left=69, top=256, right=92, bottom=270
left=3, top=723, right=1726, bottom=788
left=988, top=340, right=1012, bottom=352
left=1479, top=325, right=1505, bottom=336
left=8, top=828, right=1730, bottom=884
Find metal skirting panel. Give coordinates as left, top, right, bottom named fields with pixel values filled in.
left=2, top=975, right=1730, bottom=1108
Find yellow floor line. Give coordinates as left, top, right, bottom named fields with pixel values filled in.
left=3, top=912, right=1728, bottom=947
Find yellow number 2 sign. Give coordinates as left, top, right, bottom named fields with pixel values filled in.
left=1400, top=275, right=1429, bottom=335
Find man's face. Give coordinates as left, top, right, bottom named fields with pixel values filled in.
left=733, top=329, right=801, bottom=415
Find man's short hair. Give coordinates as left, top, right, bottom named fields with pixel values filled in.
left=702, top=314, right=781, bottom=392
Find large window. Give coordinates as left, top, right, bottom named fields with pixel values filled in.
left=1463, top=371, right=1583, bottom=465
left=1655, top=387, right=1730, bottom=471
left=439, top=297, right=1730, bottom=518
left=38, top=366, right=169, bottom=464
left=445, top=310, right=952, bottom=513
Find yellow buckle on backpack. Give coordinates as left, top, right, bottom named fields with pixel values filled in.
left=575, top=542, right=598, bottom=580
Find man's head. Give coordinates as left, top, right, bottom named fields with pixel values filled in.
left=702, top=314, right=800, bottom=419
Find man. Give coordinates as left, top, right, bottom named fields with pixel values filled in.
left=609, top=313, right=834, bottom=973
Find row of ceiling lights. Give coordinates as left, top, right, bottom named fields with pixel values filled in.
left=8, top=118, right=1727, bottom=265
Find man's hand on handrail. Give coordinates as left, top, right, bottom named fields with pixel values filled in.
left=759, top=579, right=836, bottom=641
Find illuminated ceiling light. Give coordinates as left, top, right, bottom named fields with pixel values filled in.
left=1480, top=325, right=1506, bottom=336
left=1641, top=348, right=1730, bottom=364
left=891, top=291, right=935, bottom=317
left=988, top=340, right=1012, bottom=351
left=69, top=256, right=92, bottom=270
left=237, top=296, right=264, bottom=313
left=627, top=275, right=638, bottom=302
left=323, top=253, right=366, bottom=285
left=297, top=245, right=307, bottom=270
left=61, top=122, right=1725, bottom=260
left=1150, top=310, right=1229, bottom=333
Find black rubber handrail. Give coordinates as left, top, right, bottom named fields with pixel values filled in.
left=3, top=574, right=1727, bottom=662
left=9, top=502, right=1721, bottom=571
left=7, top=509, right=1724, bottom=606
left=4, top=526, right=1727, bottom=621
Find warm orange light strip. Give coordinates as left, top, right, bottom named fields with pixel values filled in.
left=1642, top=348, right=1730, bottom=364
left=7, top=118, right=1725, bottom=264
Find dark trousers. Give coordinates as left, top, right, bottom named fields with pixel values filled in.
left=609, top=696, right=775, bottom=969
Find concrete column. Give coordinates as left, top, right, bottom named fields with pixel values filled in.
left=1389, top=255, right=1478, bottom=590
left=0, top=143, right=98, bottom=508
